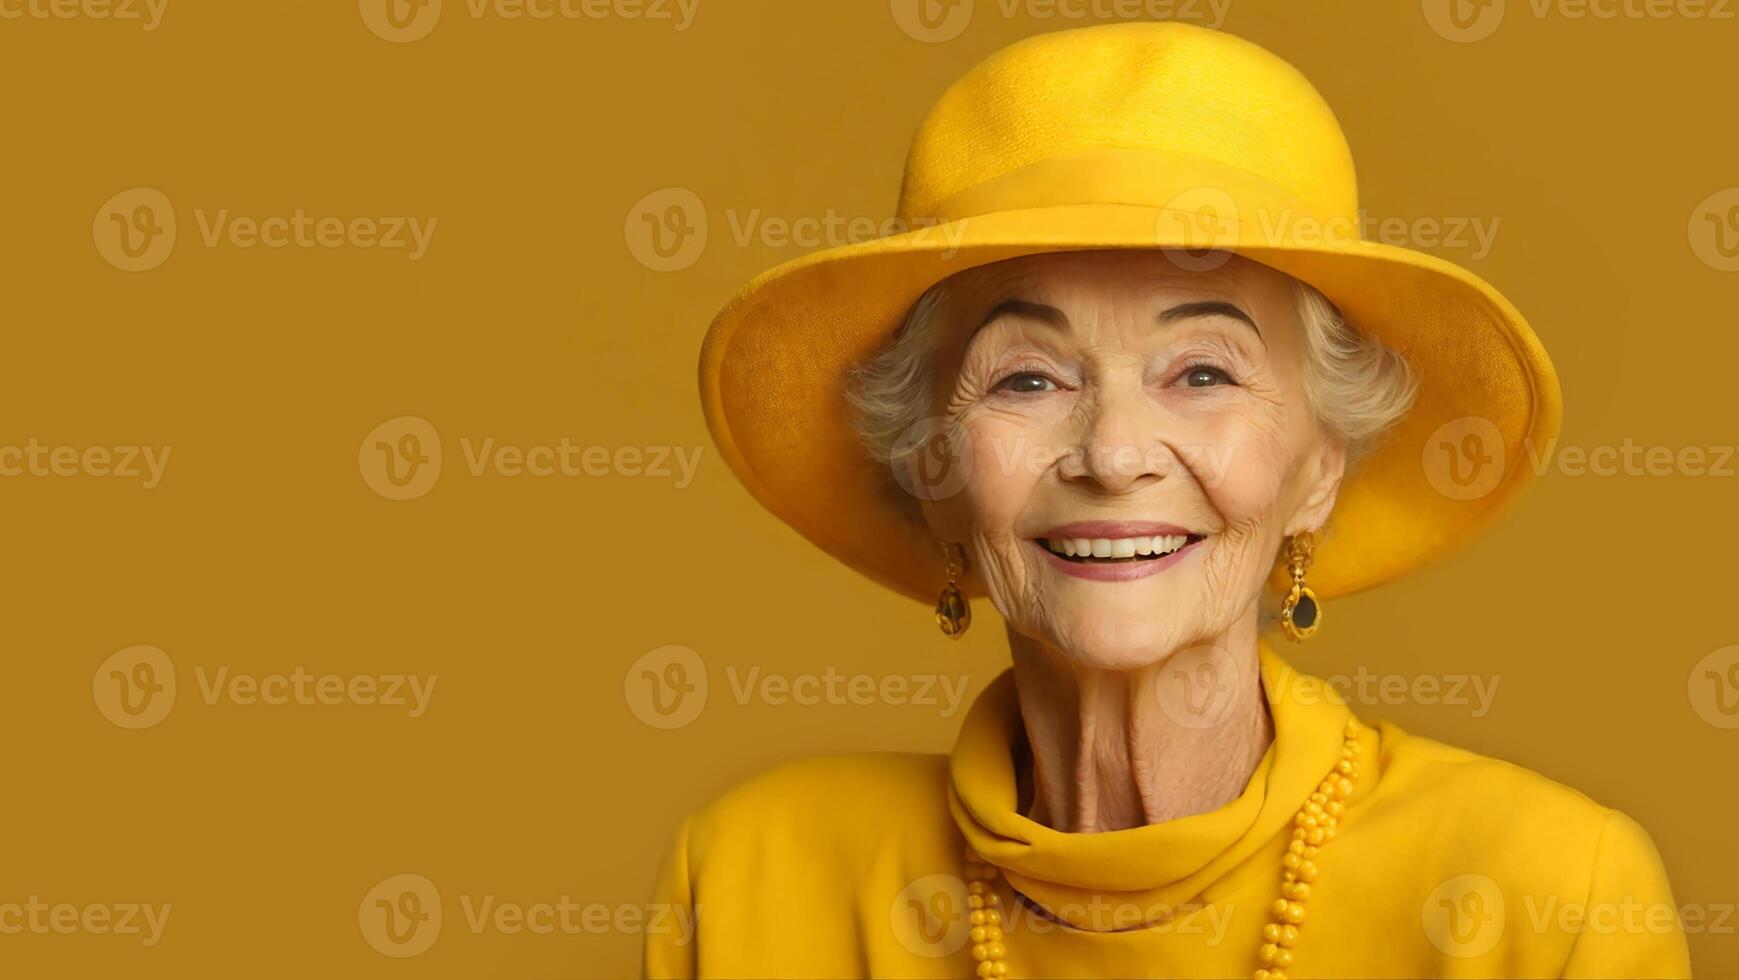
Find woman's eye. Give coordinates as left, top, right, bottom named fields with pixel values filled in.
left=1181, top=365, right=1234, bottom=387
left=993, top=372, right=1056, bottom=394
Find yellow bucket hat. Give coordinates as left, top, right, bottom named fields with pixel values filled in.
left=698, top=21, right=1560, bottom=604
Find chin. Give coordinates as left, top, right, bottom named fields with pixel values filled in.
left=1033, top=591, right=1216, bottom=672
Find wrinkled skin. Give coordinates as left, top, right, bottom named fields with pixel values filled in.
left=913, top=249, right=1347, bottom=832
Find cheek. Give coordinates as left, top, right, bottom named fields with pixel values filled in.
left=1188, top=402, right=1299, bottom=525
left=954, top=415, right=1041, bottom=536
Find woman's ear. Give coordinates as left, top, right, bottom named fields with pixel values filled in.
left=1287, top=434, right=1348, bottom=536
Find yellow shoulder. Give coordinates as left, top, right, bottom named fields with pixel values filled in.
left=1357, top=722, right=1686, bottom=976
left=682, top=751, right=956, bottom=877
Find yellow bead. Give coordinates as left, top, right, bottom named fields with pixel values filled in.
left=1260, top=942, right=1280, bottom=964
left=977, top=961, right=997, bottom=978
left=1334, top=778, right=1351, bottom=798
left=1271, top=972, right=1289, bottom=980
left=1256, top=971, right=1273, bottom=980
left=1288, top=840, right=1305, bottom=855
left=1282, top=902, right=1306, bottom=924
left=971, top=927, right=987, bottom=943
left=970, top=910, right=987, bottom=926
left=986, top=942, right=1005, bottom=959
left=1283, top=853, right=1300, bottom=870
left=984, top=909, right=1001, bottom=925
left=1280, top=924, right=1299, bottom=947
left=1302, top=846, right=1318, bottom=860
left=985, top=926, right=1003, bottom=943
left=1298, top=860, right=1318, bottom=882
left=969, top=895, right=985, bottom=910
left=968, top=881, right=988, bottom=896
left=972, top=944, right=990, bottom=962
left=1263, top=923, right=1281, bottom=943
left=1273, top=948, right=1294, bottom=968
left=1273, top=898, right=1290, bottom=916
left=1325, top=801, right=1344, bottom=817
left=1306, top=828, right=1325, bottom=846
left=1290, top=882, right=1311, bottom=901
left=992, top=963, right=1008, bottom=977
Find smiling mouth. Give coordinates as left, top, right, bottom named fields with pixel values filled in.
left=1035, top=533, right=1207, bottom=563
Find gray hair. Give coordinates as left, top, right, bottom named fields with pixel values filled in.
left=845, top=267, right=1417, bottom=478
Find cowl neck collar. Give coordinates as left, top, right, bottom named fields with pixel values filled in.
left=946, top=641, right=1354, bottom=928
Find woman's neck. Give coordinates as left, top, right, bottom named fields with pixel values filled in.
left=1007, top=619, right=1273, bottom=833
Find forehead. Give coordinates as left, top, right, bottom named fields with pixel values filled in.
left=947, top=249, right=1293, bottom=312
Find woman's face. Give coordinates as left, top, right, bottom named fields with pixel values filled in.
left=917, top=249, right=1346, bottom=669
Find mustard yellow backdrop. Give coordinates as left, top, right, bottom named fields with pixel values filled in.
left=1, top=1, right=1735, bottom=976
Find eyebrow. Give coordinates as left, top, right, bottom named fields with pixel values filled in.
left=1158, top=300, right=1261, bottom=340
left=971, top=297, right=1262, bottom=341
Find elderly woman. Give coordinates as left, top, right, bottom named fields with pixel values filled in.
left=649, top=22, right=1689, bottom=980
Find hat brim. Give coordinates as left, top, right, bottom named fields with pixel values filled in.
left=699, top=203, right=1561, bottom=604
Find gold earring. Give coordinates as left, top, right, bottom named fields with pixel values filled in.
left=1280, top=531, right=1321, bottom=642
left=935, top=542, right=971, bottom=638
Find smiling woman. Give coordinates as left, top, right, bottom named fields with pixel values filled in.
left=652, top=20, right=1691, bottom=980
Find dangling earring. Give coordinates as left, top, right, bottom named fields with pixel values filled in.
left=934, top=542, right=971, bottom=637
left=1280, top=530, right=1321, bottom=642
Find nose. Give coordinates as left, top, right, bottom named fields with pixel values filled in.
left=1056, top=382, right=1169, bottom=494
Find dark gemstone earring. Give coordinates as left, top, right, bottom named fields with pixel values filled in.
left=934, top=542, right=971, bottom=638
left=1281, top=531, right=1321, bottom=642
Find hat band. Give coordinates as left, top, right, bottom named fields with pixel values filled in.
left=906, top=146, right=1358, bottom=250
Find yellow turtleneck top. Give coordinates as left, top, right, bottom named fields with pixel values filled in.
left=644, top=644, right=1690, bottom=978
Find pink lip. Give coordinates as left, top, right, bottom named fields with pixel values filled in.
left=1035, top=536, right=1205, bottom=581
left=1036, top=520, right=1199, bottom=539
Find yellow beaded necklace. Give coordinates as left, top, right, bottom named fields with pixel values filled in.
left=960, top=720, right=1363, bottom=980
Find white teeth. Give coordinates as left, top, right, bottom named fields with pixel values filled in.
left=1043, top=534, right=1195, bottom=559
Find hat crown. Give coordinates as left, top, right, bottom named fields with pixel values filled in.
left=897, top=22, right=1358, bottom=225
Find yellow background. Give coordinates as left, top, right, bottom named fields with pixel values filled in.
left=3, top=0, right=1736, bottom=975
